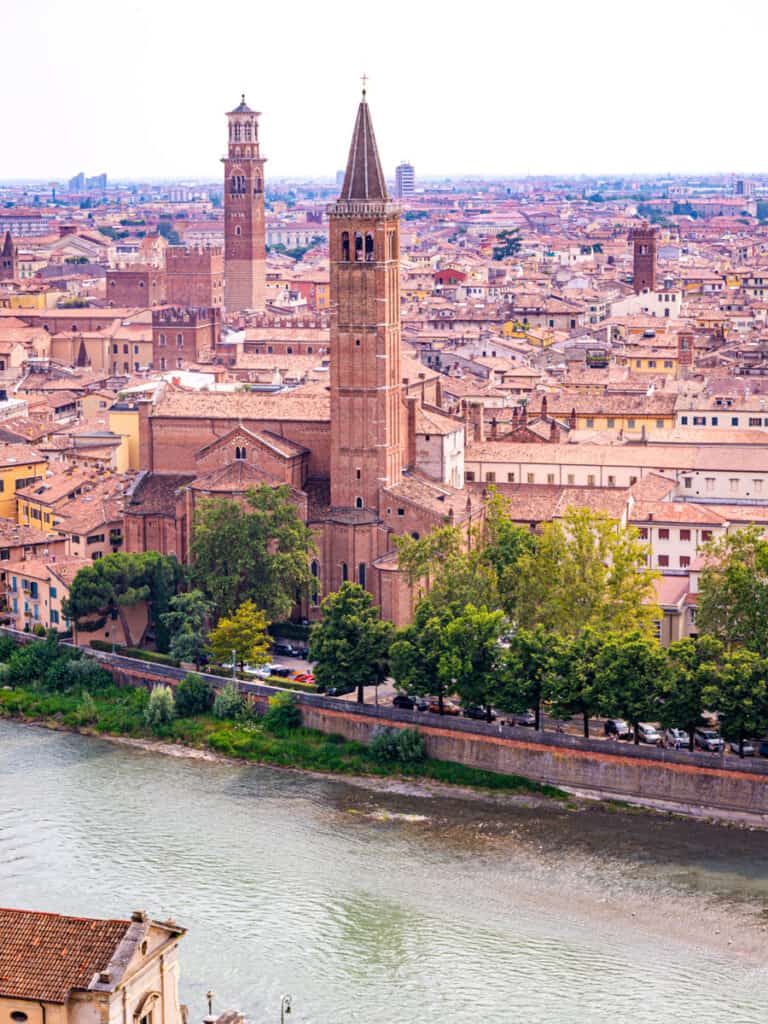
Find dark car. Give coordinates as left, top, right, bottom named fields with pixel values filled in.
left=604, top=719, right=632, bottom=740
left=270, top=665, right=293, bottom=678
left=326, top=684, right=356, bottom=697
left=759, top=740, right=768, bottom=759
left=272, top=642, right=296, bottom=657
left=393, top=694, right=426, bottom=711
left=462, top=706, right=497, bottom=722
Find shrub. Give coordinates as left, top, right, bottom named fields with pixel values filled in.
left=88, top=640, right=180, bottom=666
left=45, top=656, right=113, bottom=693
left=75, top=690, right=98, bottom=725
left=213, top=681, right=243, bottom=719
left=32, top=624, right=47, bottom=637
left=0, top=636, right=17, bottom=662
left=369, top=726, right=426, bottom=764
left=261, top=691, right=301, bottom=734
left=145, top=685, right=175, bottom=728
left=175, top=673, right=215, bottom=717
left=6, top=637, right=63, bottom=688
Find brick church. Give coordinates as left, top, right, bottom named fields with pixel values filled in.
left=124, top=91, right=476, bottom=624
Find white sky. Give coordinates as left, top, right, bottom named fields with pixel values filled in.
left=4, top=0, right=767, bottom=181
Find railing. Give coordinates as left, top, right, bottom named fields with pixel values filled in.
left=3, top=626, right=768, bottom=779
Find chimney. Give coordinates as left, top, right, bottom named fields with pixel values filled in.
left=491, top=416, right=498, bottom=439
left=569, top=407, right=577, bottom=430
left=520, top=402, right=528, bottom=427
left=549, top=419, right=560, bottom=443
left=471, top=402, right=485, bottom=443
left=406, top=396, right=417, bottom=469
left=541, top=394, right=548, bottom=418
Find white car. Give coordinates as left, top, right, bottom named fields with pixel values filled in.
left=636, top=723, right=661, bottom=744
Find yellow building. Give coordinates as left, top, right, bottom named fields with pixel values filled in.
left=108, top=401, right=141, bottom=471
left=615, top=349, right=679, bottom=376
left=0, top=445, right=48, bottom=519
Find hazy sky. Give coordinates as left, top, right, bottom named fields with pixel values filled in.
left=4, top=0, right=768, bottom=181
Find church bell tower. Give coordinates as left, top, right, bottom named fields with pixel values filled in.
left=222, top=96, right=266, bottom=312
left=328, top=87, right=404, bottom=512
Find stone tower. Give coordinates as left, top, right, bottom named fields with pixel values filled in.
left=0, top=233, right=17, bottom=281
left=328, top=89, right=404, bottom=512
left=630, top=223, right=657, bottom=294
left=222, top=96, right=266, bottom=313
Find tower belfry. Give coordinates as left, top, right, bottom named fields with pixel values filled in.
left=222, top=96, right=266, bottom=312
left=328, top=88, right=404, bottom=512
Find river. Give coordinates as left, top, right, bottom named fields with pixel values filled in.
left=0, top=720, right=766, bottom=1023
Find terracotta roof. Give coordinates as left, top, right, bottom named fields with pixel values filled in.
left=0, top=908, right=129, bottom=1003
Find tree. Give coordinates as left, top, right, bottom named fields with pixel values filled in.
left=262, top=691, right=301, bottom=734
left=439, top=604, right=506, bottom=720
left=174, top=673, right=215, bottom=717
left=213, top=681, right=243, bottom=719
left=145, top=685, right=175, bottom=728
left=549, top=627, right=606, bottom=738
left=191, top=485, right=314, bottom=622
left=160, top=590, right=212, bottom=668
left=697, top=527, right=768, bottom=656
left=395, top=525, right=499, bottom=614
left=513, top=508, right=659, bottom=638
left=65, top=552, right=183, bottom=648
left=711, top=649, right=768, bottom=758
left=389, top=598, right=455, bottom=714
left=492, top=228, right=522, bottom=261
left=661, top=636, right=725, bottom=750
left=309, top=583, right=394, bottom=704
left=482, top=489, right=537, bottom=618
left=496, top=626, right=563, bottom=730
left=207, top=600, right=270, bottom=671
left=597, top=632, right=668, bottom=744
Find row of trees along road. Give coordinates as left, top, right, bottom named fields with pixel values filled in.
left=309, top=497, right=768, bottom=756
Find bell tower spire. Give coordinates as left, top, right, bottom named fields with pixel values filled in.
left=328, top=89, right=404, bottom=513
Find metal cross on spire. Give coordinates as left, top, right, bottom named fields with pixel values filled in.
left=361, top=72, right=368, bottom=99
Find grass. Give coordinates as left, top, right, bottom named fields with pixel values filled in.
left=0, top=685, right=563, bottom=799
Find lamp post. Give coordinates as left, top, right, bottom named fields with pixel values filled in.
left=201, top=990, right=216, bottom=1024
left=280, top=994, right=292, bottom=1024
left=232, top=648, right=236, bottom=681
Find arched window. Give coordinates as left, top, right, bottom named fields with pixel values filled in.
left=233, top=123, right=241, bottom=141
left=255, top=176, right=262, bottom=194
left=243, top=122, right=252, bottom=141
left=355, top=496, right=363, bottom=509
left=310, top=559, right=320, bottom=605
left=311, top=560, right=319, bottom=577
left=341, top=231, right=350, bottom=261
left=341, top=562, right=348, bottom=582
left=158, top=333, right=166, bottom=347
left=354, top=232, right=363, bottom=261
left=235, top=225, right=241, bottom=236
left=235, top=446, right=246, bottom=461
left=358, top=562, right=366, bottom=589
left=365, top=233, right=374, bottom=262
left=411, top=532, right=420, bottom=540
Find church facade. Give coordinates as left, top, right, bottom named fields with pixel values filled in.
left=125, top=93, right=475, bottom=625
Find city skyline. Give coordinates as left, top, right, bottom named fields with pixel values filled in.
left=6, top=0, right=768, bottom=179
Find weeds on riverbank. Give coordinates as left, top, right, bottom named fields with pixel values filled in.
left=0, top=682, right=563, bottom=799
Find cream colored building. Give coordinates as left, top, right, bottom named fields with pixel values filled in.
left=0, top=908, right=187, bottom=1024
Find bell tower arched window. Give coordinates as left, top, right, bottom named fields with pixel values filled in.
left=358, top=562, right=366, bottom=589
left=341, top=231, right=350, bottom=261
left=365, top=233, right=374, bottom=262
left=354, top=232, right=363, bottom=261
left=340, top=562, right=348, bottom=582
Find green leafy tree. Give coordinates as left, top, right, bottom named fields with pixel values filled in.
left=191, top=485, right=314, bottom=621
left=661, top=636, right=725, bottom=750
left=262, top=691, right=301, bottom=734
left=710, top=649, right=768, bottom=757
left=145, top=685, right=175, bottom=729
left=697, top=527, right=768, bottom=656
left=497, top=626, right=563, bottom=730
left=6, top=635, right=63, bottom=688
left=513, top=508, right=659, bottom=637
left=492, top=228, right=522, bottom=260
left=439, top=604, right=506, bottom=720
left=482, top=489, right=537, bottom=617
left=395, top=525, right=499, bottom=614
left=161, top=590, right=212, bottom=668
left=174, top=673, right=215, bottom=717
left=597, top=632, right=668, bottom=744
left=389, top=598, right=455, bottom=713
left=549, top=627, right=606, bottom=738
left=65, top=552, right=183, bottom=648
left=207, top=600, right=270, bottom=671
left=310, top=583, right=394, bottom=704
left=213, top=680, right=244, bottom=719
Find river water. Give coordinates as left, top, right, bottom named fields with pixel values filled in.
left=1, top=721, right=766, bottom=1023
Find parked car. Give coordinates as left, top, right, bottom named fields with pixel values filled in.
left=426, top=699, right=461, bottom=716
left=694, top=728, right=724, bottom=752
left=604, top=719, right=632, bottom=740
left=759, top=740, right=768, bottom=758
left=293, top=672, right=315, bottom=684
left=729, top=739, right=756, bottom=757
left=319, top=683, right=356, bottom=696
left=664, top=728, right=690, bottom=749
left=636, top=723, right=662, bottom=745
left=508, top=710, right=536, bottom=728
left=253, top=663, right=281, bottom=679
left=462, top=706, right=497, bottom=722
left=272, top=642, right=296, bottom=657
left=392, top=693, right=426, bottom=711
left=270, top=666, right=293, bottom=678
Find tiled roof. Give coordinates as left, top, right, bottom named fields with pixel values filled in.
left=0, top=908, right=129, bottom=1003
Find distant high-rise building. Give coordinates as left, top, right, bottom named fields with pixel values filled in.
left=629, top=223, right=657, bottom=294
left=222, top=95, right=266, bottom=313
left=395, top=161, right=415, bottom=199
left=735, top=178, right=754, bottom=198
left=68, top=172, right=85, bottom=193
left=86, top=173, right=107, bottom=190
left=0, top=232, right=17, bottom=281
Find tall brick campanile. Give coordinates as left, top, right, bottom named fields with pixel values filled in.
left=328, top=91, right=404, bottom=512
left=222, top=96, right=266, bottom=312
left=630, top=222, right=657, bottom=294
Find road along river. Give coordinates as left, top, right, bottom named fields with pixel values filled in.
left=0, top=720, right=766, bottom=1023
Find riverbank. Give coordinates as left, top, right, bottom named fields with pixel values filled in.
left=0, top=685, right=565, bottom=801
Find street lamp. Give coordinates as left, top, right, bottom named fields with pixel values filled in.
left=232, top=648, right=236, bottom=681
left=280, top=995, right=292, bottom=1024
left=202, top=990, right=216, bottom=1024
